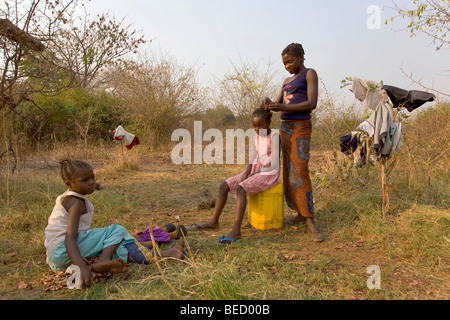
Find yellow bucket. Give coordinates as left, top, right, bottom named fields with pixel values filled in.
left=248, top=183, right=284, bottom=230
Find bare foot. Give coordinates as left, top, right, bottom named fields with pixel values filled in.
left=161, top=238, right=185, bottom=260
left=92, top=258, right=127, bottom=274
left=222, top=230, right=241, bottom=242
left=285, top=214, right=307, bottom=225
left=306, top=218, right=324, bottom=242
left=188, top=222, right=219, bottom=231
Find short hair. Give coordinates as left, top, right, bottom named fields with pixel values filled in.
left=282, top=43, right=305, bottom=57
left=252, top=108, right=273, bottom=121
left=59, top=159, right=92, bottom=184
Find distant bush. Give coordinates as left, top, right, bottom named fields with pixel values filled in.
left=203, top=105, right=237, bottom=129
left=312, top=100, right=365, bottom=150
left=17, top=89, right=121, bottom=147
left=106, top=55, right=203, bottom=151
left=401, top=102, right=449, bottom=176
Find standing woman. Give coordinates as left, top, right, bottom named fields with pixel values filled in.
left=262, top=43, right=324, bottom=242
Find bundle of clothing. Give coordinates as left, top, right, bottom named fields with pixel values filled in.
left=340, top=129, right=377, bottom=168
left=339, top=78, right=434, bottom=166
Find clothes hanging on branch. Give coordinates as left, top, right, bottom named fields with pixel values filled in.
left=113, top=125, right=140, bottom=150
left=349, top=77, right=390, bottom=111
left=339, top=78, right=405, bottom=165
left=365, top=102, right=402, bottom=158
left=339, top=129, right=376, bottom=168
left=381, top=85, right=436, bottom=112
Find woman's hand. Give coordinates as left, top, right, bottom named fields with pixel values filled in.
left=267, top=102, right=285, bottom=112
left=261, top=97, right=272, bottom=110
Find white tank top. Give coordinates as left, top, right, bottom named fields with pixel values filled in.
left=44, top=190, right=94, bottom=261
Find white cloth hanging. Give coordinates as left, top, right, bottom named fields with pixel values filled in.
left=350, top=77, right=390, bottom=111
left=113, top=125, right=140, bottom=150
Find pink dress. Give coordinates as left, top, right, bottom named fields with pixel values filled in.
left=226, top=131, right=281, bottom=198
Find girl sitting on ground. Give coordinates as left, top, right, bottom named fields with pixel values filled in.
left=44, top=159, right=185, bottom=289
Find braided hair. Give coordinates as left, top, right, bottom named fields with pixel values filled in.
left=252, top=108, right=273, bottom=122
left=59, top=159, right=92, bottom=186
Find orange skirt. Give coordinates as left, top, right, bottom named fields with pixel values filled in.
left=280, top=120, right=314, bottom=217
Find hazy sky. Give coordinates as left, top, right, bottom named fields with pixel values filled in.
left=85, top=0, right=449, bottom=105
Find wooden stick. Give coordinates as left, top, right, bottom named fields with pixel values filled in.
left=120, top=140, right=124, bottom=167
left=381, top=158, right=390, bottom=217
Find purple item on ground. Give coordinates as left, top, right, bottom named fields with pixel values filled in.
left=136, top=227, right=171, bottom=244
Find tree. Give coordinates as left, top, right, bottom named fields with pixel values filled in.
left=48, top=9, right=146, bottom=89
left=0, top=0, right=79, bottom=111
left=215, top=55, right=280, bottom=125
left=386, top=0, right=450, bottom=97
left=388, top=0, right=449, bottom=50
left=0, top=0, right=80, bottom=171
left=106, top=53, right=204, bottom=150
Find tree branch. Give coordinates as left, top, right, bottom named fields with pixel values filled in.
left=0, top=18, right=45, bottom=51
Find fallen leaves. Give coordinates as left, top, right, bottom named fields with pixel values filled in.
left=308, top=288, right=318, bottom=295
left=41, top=271, right=70, bottom=292
left=282, top=254, right=296, bottom=262
left=18, top=281, right=31, bottom=290
left=268, top=264, right=278, bottom=274
left=237, top=261, right=251, bottom=274
left=40, top=257, right=112, bottom=292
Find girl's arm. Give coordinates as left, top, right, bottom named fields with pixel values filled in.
left=64, top=196, right=93, bottom=288
left=261, top=78, right=289, bottom=108
left=239, top=164, right=253, bottom=182
left=268, top=69, right=319, bottom=112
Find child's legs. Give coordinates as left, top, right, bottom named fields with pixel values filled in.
left=47, top=224, right=134, bottom=272
left=209, top=181, right=230, bottom=224
left=126, top=238, right=185, bottom=264
left=226, top=185, right=247, bottom=239
left=48, top=244, right=73, bottom=272
left=77, top=224, right=135, bottom=262
left=98, top=243, right=121, bottom=262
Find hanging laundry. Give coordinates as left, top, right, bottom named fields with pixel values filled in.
left=356, top=120, right=374, bottom=138
left=349, top=77, right=390, bottom=111
left=339, top=130, right=376, bottom=168
left=339, top=134, right=358, bottom=155
left=365, top=102, right=402, bottom=158
left=113, top=125, right=140, bottom=150
left=350, top=78, right=403, bottom=158
left=381, top=85, right=436, bottom=112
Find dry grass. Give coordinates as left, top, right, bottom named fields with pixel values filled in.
left=0, top=104, right=448, bottom=300
left=0, top=144, right=448, bottom=300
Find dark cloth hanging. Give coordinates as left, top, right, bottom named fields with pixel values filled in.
left=339, top=134, right=358, bottom=155
left=382, top=85, right=436, bottom=112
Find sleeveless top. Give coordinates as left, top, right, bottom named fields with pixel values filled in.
left=254, top=130, right=280, bottom=176
left=281, top=68, right=311, bottom=120
left=44, top=190, right=94, bottom=261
